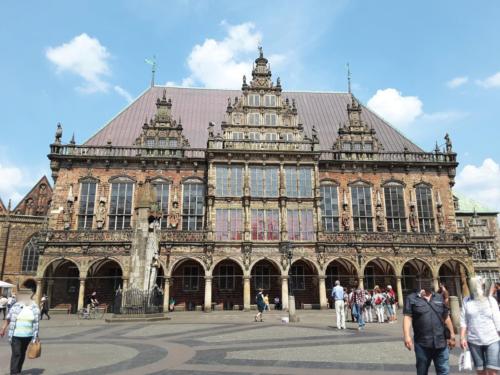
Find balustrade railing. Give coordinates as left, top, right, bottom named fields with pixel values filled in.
left=319, top=231, right=466, bottom=244
left=320, top=150, right=456, bottom=163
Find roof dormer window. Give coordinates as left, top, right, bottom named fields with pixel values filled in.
left=248, top=94, right=260, bottom=106
left=265, top=113, right=277, bottom=126
left=264, top=94, right=276, bottom=107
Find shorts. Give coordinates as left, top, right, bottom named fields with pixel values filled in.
left=468, top=341, right=500, bottom=371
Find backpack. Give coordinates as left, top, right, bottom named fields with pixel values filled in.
left=374, top=296, right=382, bottom=305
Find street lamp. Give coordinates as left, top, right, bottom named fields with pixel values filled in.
left=285, top=243, right=299, bottom=322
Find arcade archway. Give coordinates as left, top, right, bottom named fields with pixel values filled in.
left=326, top=258, right=358, bottom=306
left=363, top=258, right=397, bottom=292
left=439, top=260, right=470, bottom=299
left=170, top=258, right=205, bottom=310
left=212, top=259, right=244, bottom=310
left=85, top=259, right=123, bottom=311
left=290, top=259, right=319, bottom=309
left=401, top=259, right=433, bottom=297
left=250, top=259, right=281, bottom=308
left=43, top=259, right=79, bottom=312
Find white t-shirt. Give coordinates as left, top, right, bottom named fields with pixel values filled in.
left=0, top=297, right=7, bottom=308
left=460, top=296, right=500, bottom=346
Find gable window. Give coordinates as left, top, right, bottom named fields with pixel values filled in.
left=153, top=181, right=169, bottom=229
left=146, top=138, right=155, bottom=147
left=169, top=138, right=178, bottom=148
left=158, top=138, right=167, bottom=147
left=215, top=209, right=243, bottom=240
left=215, top=165, right=243, bottom=196
left=264, top=113, right=277, bottom=126
left=251, top=209, right=280, bottom=240
left=248, top=94, right=260, bottom=106
left=351, top=185, right=373, bottom=231
left=342, top=143, right=352, bottom=151
left=473, top=242, right=496, bottom=261
left=320, top=185, right=340, bottom=232
left=384, top=184, right=407, bottom=232
left=287, top=209, right=314, bottom=241
left=182, top=182, right=204, bottom=230
left=183, top=265, right=200, bottom=291
left=249, top=132, right=260, bottom=141
left=22, top=236, right=39, bottom=273
left=78, top=181, right=97, bottom=229
left=250, top=166, right=279, bottom=197
left=285, top=166, right=313, bottom=198
left=264, top=94, right=276, bottom=107
left=456, top=219, right=464, bottom=228
left=232, top=132, right=244, bottom=140
left=364, top=143, right=373, bottom=151
left=353, top=143, right=362, bottom=151
left=265, top=133, right=278, bottom=141
left=415, top=185, right=435, bottom=233
left=109, top=179, right=134, bottom=230
left=248, top=113, right=260, bottom=125
left=283, top=133, right=294, bottom=141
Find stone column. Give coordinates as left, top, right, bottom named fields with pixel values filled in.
left=281, top=276, right=289, bottom=311
left=243, top=276, right=251, bottom=311
left=358, top=276, right=364, bottom=290
left=122, top=277, right=129, bottom=291
left=318, top=275, right=328, bottom=309
left=34, top=278, right=43, bottom=305
left=449, top=295, right=460, bottom=332
left=433, top=277, right=440, bottom=292
left=204, top=276, right=212, bottom=312
left=163, top=277, right=170, bottom=313
left=47, top=279, right=54, bottom=303
left=396, top=276, right=404, bottom=307
left=454, top=277, right=463, bottom=302
left=77, top=278, right=86, bottom=311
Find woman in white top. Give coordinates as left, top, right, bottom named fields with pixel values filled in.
left=460, top=276, right=500, bottom=375
left=373, top=286, right=385, bottom=323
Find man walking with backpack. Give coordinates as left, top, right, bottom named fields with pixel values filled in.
left=331, top=280, right=345, bottom=329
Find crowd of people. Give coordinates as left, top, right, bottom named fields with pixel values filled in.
left=331, top=280, right=398, bottom=330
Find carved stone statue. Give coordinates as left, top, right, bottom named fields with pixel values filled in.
left=444, top=133, right=452, bottom=153
left=96, top=198, right=107, bottom=230
left=437, top=207, right=445, bottom=232
left=169, top=201, right=180, bottom=229
left=409, top=205, right=418, bottom=232
left=63, top=200, right=73, bottom=230
left=36, top=184, right=48, bottom=215
left=376, top=204, right=385, bottom=232
left=341, top=206, right=350, bottom=231
left=25, top=198, right=34, bottom=216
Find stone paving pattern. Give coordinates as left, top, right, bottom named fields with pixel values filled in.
left=0, top=311, right=463, bottom=375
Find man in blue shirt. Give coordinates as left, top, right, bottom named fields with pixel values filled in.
left=331, top=280, right=345, bottom=329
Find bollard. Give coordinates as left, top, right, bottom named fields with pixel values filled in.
left=288, top=295, right=300, bottom=322
left=449, top=296, right=460, bottom=333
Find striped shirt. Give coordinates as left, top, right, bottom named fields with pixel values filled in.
left=6, top=302, right=40, bottom=343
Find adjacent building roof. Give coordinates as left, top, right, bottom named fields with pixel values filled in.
left=454, top=192, right=497, bottom=214
left=85, top=86, right=424, bottom=153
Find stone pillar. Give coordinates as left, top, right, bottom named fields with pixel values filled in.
left=34, top=278, right=43, bottom=305
left=281, top=276, right=289, bottom=311
left=454, top=277, right=463, bottom=302
left=358, top=276, right=364, bottom=290
left=243, top=276, right=251, bottom=311
left=77, top=278, right=86, bottom=310
left=122, top=277, right=129, bottom=291
left=449, top=295, right=460, bottom=332
left=396, top=276, right=404, bottom=307
left=318, top=275, right=328, bottom=309
left=433, top=277, right=440, bottom=292
left=204, top=276, right=212, bottom=312
left=163, top=277, right=170, bottom=313
left=47, top=279, right=54, bottom=303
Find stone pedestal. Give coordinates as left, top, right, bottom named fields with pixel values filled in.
left=77, top=278, right=86, bottom=310
left=281, top=277, right=289, bottom=311
left=318, top=276, right=328, bottom=309
left=288, top=295, right=300, bottom=322
left=449, top=295, right=460, bottom=332
left=243, top=276, right=251, bottom=311
left=204, top=276, right=212, bottom=312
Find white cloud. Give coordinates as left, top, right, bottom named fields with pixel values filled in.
left=113, top=85, right=133, bottom=103
left=367, top=88, right=423, bottom=128
left=446, top=76, right=468, bottom=89
left=420, top=111, right=468, bottom=123
left=455, top=158, right=500, bottom=211
left=176, top=22, right=285, bottom=89
left=46, top=33, right=111, bottom=93
left=0, top=163, right=35, bottom=207
left=476, top=72, right=500, bottom=88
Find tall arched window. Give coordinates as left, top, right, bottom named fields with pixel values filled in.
left=415, top=184, right=435, bottom=233
left=384, top=183, right=407, bottom=232
left=152, top=178, right=170, bottom=229
left=182, top=180, right=205, bottom=230
left=320, top=184, right=340, bottom=232
left=109, top=177, right=134, bottom=230
left=350, top=183, right=373, bottom=232
left=22, top=236, right=39, bottom=273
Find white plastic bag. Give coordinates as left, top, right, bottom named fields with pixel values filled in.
left=281, top=316, right=289, bottom=324
left=459, top=349, right=473, bottom=371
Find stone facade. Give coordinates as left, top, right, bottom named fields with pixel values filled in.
left=3, top=50, right=476, bottom=313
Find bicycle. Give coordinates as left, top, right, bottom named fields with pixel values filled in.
left=77, top=304, right=107, bottom=319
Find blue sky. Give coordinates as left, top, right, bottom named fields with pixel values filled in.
left=1, top=0, right=499, bottom=209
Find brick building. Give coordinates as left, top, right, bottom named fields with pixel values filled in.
left=4, top=50, right=476, bottom=312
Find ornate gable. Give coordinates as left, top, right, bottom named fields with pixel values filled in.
left=0, top=198, right=6, bottom=215
left=208, top=48, right=319, bottom=152
left=333, top=95, right=383, bottom=153
left=13, top=176, right=52, bottom=216
left=134, top=89, right=190, bottom=153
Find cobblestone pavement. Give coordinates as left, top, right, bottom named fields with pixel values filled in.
left=0, top=310, right=464, bottom=375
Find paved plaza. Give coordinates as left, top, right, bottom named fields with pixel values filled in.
left=1, top=310, right=464, bottom=375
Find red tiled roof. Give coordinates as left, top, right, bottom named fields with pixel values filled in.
left=85, top=86, right=423, bottom=152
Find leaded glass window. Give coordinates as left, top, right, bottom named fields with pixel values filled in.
left=248, top=94, right=260, bottom=106
left=109, top=179, right=133, bottom=230
left=285, top=166, right=313, bottom=198
left=416, top=185, right=435, bottom=233
left=217, top=264, right=235, bottom=290
left=249, top=132, right=260, bottom=141
left=153, top=181, right=169, bottom=229
left=251, top=209, right=280, bottom=240
left=182, top=182, right=204, bottom=230
left=320, top=185, right=340, bottom=232
left=248, top=113, right=260, bottom=125
left=215, top=166, right=243, bottom=197
left=78, top=181, right=97, bottom=229
left=265, top=113, right=277, bottom=126
left=291, top=264, right=305, bottom=290
left=215, top=209, right=243, bottom=240
left=254, top=264, right=271, bottom=290
left=183, top=265, right=200, bottom=291
left=250, top=166, right=279, bottom=197
left=351, top=185, right=373, bottom=231
left=264, top=94, right=276, bottom=107
left=22, top=236, right=39, bottom=273
left=384, top=185, right=407, bottom=232
left=287, top=209, right=314, bottom=241
left=473, top=242, right=496, bottom=261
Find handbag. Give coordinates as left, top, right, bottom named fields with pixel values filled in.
left=458, top=349, right=472, bottom=371
left=27, top=338, right=41, bottom=359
